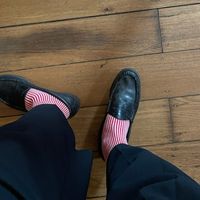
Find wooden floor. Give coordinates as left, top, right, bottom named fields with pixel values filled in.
left=0, top=0, right=200, bottom=199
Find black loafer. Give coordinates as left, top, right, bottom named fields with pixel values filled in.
left=99, top=68, right=141, bottom=159
left=0, top=75, right=80, bottom=118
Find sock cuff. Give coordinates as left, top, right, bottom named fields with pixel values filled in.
left=25, top=88, right=70, bottom=119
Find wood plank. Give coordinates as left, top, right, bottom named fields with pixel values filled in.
left=1, top=0, right=200, bottom=27
left=0, top=99, right=172, bottom=150
left=1, top=49, right=200, bottom=107
left=87, top=198, right=105, bottom=200
left=148, top=141, right=200, bottom=183
left=160, top=4, right=200, bottom=52
left=0, top=103, right=24, bottom=117
left=129, top=99, right=172, bottom=146
left=0, top=10, right=161, bottom=70
left=87, top=156, right=106, bottom=198
left=171, top=95, right=200, bottom=142
left=0, top=116, right=20, bottom=125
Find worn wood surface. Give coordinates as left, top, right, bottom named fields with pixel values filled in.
left=0, top=10, right=161, bottom=70
left=1, top=0, right=200, bottom=27
left=87, top=198, right=105, bottom=200
left=171, top=95, right=200, bottom=142
left=160, top=4, right=200, bottom=52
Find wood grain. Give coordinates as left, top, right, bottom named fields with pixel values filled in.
left=1, top=49, right=200, bottom=107
left=87, top=156, right=106, bottom=198
left=87, top=198, right=105, bottom=200
left=160, top=4, right=200, bottom=52
left=0, top=116, right=21, bottom=125
left=0, top=103, right=23, bottom=117
left=0, top=10, right=161, bottom=70
left=129, top=99, right=172, bottom=146
left=1, top=0, right=200, bottom=27
left=171, top=95, right=200, bottom=142
left=0, top=99, right=172, bottom=150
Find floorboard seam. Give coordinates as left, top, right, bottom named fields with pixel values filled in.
left=168, top=98, right=176, bottom=142
left=1, top=47, right=200, bottom=74
left=0, top=3, right=200, bottom=29
left=157, top=9, right=164, bottom=53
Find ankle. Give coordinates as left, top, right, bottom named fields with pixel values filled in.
left=25, top=88, right=70, bottom=119
left=102, top=114, right=129, bottom=160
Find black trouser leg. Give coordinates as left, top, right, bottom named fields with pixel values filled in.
left=0, top=105, right=93, bottom=200
left=106, top=144, right=200, bottom=200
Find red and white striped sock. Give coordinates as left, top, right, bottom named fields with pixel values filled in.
left=102, top=114, right=130, bottom=161
left=25, top=88, right=70, bottom=119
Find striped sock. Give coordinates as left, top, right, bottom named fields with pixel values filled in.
left=25, top=88, right=70, bottom=119
left=102, top=114, right=129, bottom=161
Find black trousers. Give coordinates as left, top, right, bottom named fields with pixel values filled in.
left=0, top=105, right=199, bottom=199
left=107, top=145, right=200, bottom=200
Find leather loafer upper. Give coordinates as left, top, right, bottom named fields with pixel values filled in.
left=107, top=68, right=140, bottom=123
left=0, top=75, right=80, bottom=118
